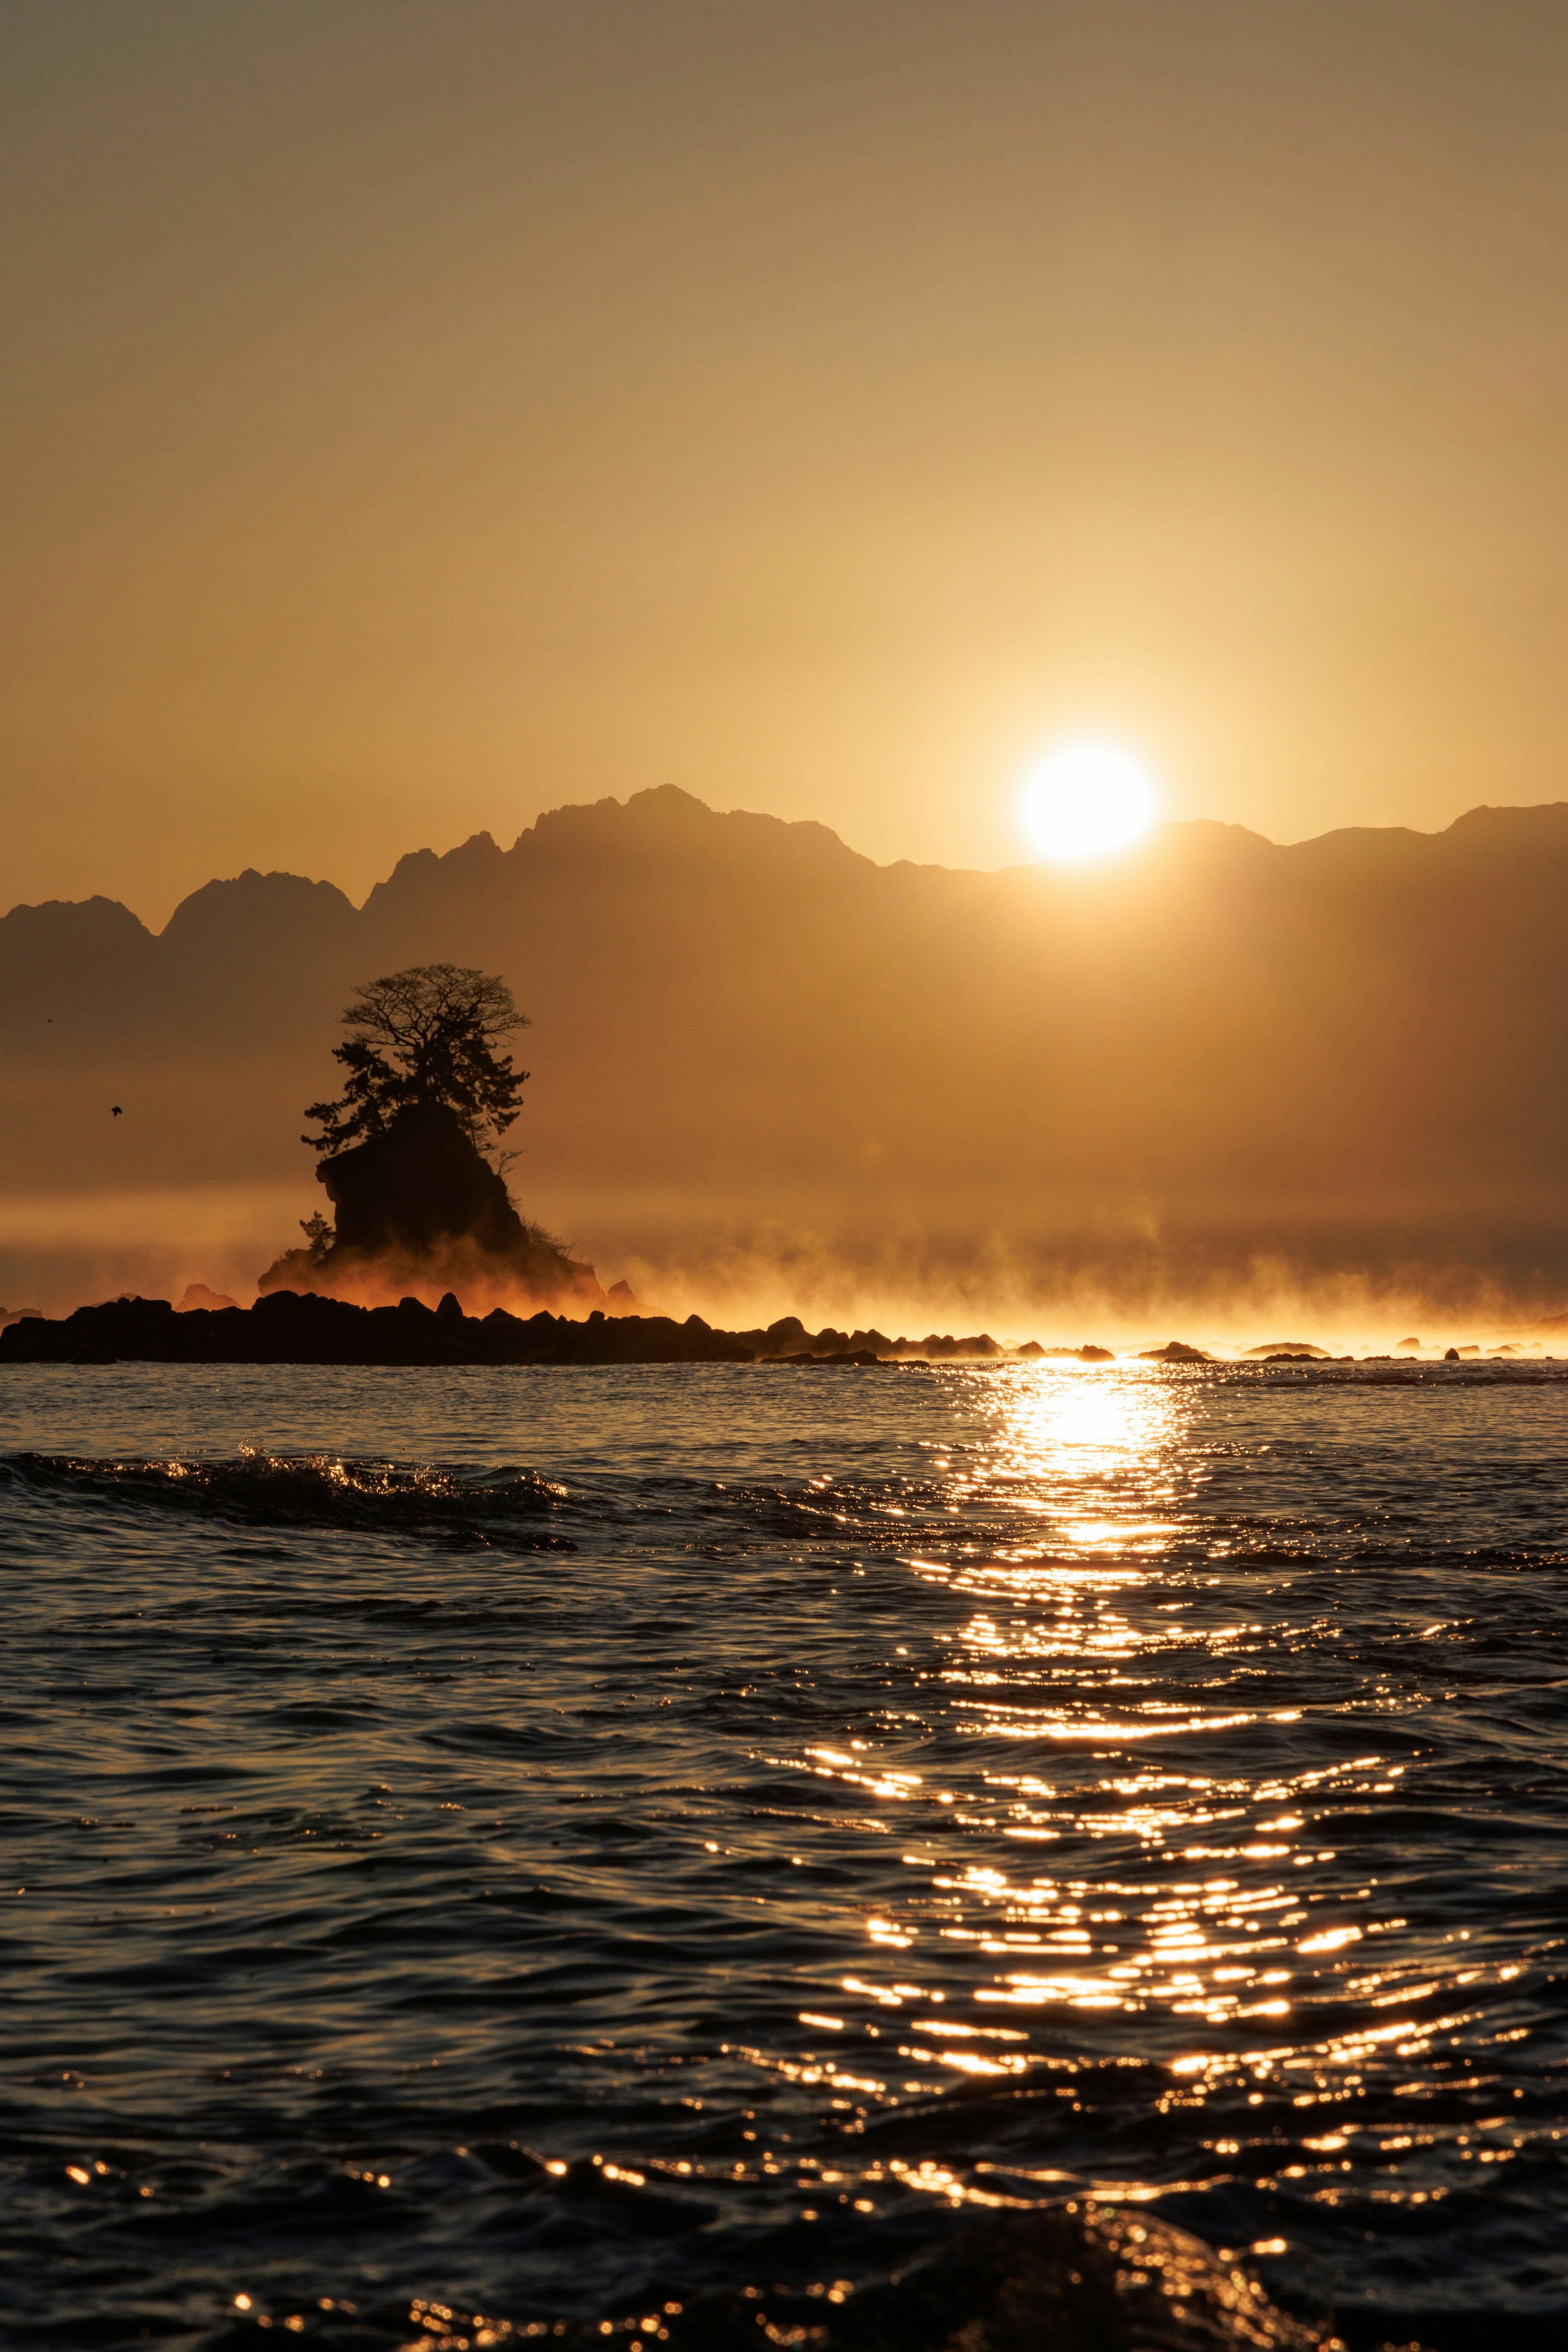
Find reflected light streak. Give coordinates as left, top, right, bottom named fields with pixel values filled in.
left=736, top=1363, right=1541, bottom=2234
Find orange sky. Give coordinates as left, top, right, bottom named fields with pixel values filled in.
left=4, top=0, right=1567, bottom=927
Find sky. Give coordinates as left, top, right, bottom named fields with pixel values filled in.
left=4, top=0, right=1567, bottom=927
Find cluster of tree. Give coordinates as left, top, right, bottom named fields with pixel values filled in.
left=304, top=963, right=529, bottom=1156
left=298, top=962, right=531, bottom=1260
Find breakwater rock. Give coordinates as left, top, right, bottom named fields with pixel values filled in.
left=0, top=1294, right=1019, bottom=1369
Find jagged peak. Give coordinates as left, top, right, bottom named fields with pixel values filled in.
left=1280, top=803, right=1568, bottom=873
left=160, top=868, right=357, bottom=942
left=360, top=830, right=506, bottom=914
left=1441, top=800, right=1568, bottom=842
left=0, top=893, right=152, bottom=938
left=516, top=783, right=876, bottom=873
left=984, top=817, right=1276, bottom=888
left=1158, top=816, right=1276, bottom=851
left=375, top=844, right=441, bottom=887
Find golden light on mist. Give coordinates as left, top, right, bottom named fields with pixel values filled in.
left=1019, top=742, right=1160, bottom=864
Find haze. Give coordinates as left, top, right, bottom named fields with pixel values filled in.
left=5, top=787, right=1568, bottom=1347
left=6, top=0, right=1568, bottom=925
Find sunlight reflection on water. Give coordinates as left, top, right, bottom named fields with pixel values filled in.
left=4, top=1358, right=1567, bottom=2342
left=758, top=1362, right=1560, bottom=2271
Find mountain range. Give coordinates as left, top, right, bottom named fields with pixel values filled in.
left=4, top=786, right=1568, bottom=1323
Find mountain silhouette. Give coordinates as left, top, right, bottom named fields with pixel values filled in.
left=5, top=785, right=1568, bottom=1305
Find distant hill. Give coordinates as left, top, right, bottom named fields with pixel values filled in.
left=4, top=786, right=1568, bottom=1312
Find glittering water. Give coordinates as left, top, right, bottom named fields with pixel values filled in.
left=4, top=1359, right=1567, bottom=2350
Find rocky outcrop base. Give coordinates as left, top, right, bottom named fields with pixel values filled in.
left=0, top=1294, right=1022, bottom=1368
left=259, top=1101, right=606, bottom=1315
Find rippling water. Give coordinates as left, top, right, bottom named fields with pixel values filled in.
left=4, top=1359, right=1567, bottom=2350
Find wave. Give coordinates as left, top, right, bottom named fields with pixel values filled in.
left=208, top=2198, right=1321, bottom=2349
left=0, top=1449, right=577, bottom=1546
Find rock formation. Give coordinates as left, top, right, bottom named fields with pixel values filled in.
left=176, top=1282, right=237, bottom=1312
left=258, top=1099, right=603, bottom=1314
left=2, top=1294, right=1021, bottom=1368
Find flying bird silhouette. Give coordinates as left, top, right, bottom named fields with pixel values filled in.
left=111, top=1105, right=122, bottom=1117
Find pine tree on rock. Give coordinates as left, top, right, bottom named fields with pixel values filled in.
left=261, top=962, right=599, bottom=1312
left=303, top=964, right=530, bottom=1157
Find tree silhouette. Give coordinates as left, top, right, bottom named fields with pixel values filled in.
left=304, top=964, right=530, bottom=1155
left=298, top=1210, right=334, bottom=1263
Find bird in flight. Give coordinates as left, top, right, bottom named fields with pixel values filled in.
left=111, top=1105, right=123, bottom=1117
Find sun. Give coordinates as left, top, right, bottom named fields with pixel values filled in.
left=1018, top=740, right=1160, bottom=863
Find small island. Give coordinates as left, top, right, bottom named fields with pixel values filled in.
left=257, top=962, right=604, bottom=1312
left=2, top=961, right=1037, bottom=1367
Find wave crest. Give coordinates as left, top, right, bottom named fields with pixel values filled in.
left=0, top=1449, right=577, bottom=1545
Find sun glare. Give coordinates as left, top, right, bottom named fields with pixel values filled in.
left=1019, top=740, right=1159, bottom=863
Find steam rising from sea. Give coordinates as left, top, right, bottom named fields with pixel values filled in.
left=2, top=1183, right=1564, bottom=1358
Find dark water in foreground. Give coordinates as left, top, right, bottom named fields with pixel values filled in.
left=3, top=1360, right=1567, bottom=2350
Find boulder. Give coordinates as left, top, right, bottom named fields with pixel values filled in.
left=318, top=1100, right=525, bottom=1258
left=176, top=1282, right=238, bottom=1312
left=258, top=1100, right=602, bottom=1314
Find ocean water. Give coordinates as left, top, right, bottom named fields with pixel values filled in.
left=3, top=1359, right=1567, bottom=2351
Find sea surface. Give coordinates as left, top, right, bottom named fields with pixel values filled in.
left=3, top=1359, right=1567, bottom=2350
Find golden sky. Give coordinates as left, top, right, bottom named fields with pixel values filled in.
left=4, top=0, right=1566, bottom=925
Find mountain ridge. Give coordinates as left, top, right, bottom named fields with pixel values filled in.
left=11, top=787, right=1567, bottom=944
left=4, top=784, right=1568, bottom=1312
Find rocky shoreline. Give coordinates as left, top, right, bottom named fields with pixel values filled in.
left=0, top=1292, right=1026, bottom=1368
